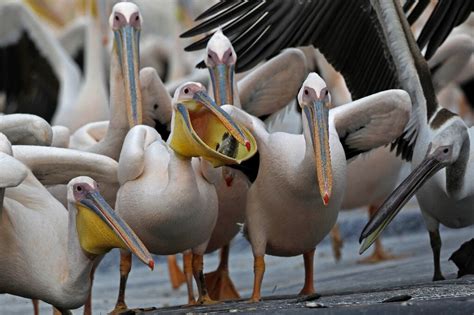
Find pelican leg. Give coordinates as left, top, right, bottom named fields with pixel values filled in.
left=249, top=255, right=265, bottom=303
left=167, top=255, right=186, bottom=290
left=83, top=263, right=97, bottom=315
left=183, top=251, right=196, bottom=305
left=112, top=251, right=132, bottom=313
left=429, top=229, right=446, bottom=281
left=205, top=244, right=240, bottom=300
left=32, top=299, right=39, bottom=315
left=358, top=205, right=399, bottom=264
left=192, top=254, right=216, bottom=305
left=329, top=224, right=343, bottom=262
left=299, top=249, right=316, bottom=296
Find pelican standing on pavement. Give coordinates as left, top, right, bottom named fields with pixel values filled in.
left=111, top=81, right=255, bottom=311
left=0, top=134, right=153, bottom=312
left=360, top=4, right=474, bottom=281
left=223, top=73, right=410, bottom=301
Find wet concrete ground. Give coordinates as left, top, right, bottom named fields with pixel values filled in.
left=1, top=205, right=473, bottom=314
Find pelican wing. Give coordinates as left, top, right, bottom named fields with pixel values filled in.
left=0, top=114, right=52, bottom=145
left=331, top=90, right=411, bottom=161
left=118, top=125, right=163, bottom=185
left=182, top=0, right=399, bottom=103
left=69, top=120, right=109, bottom=150
left=0, top=151, right=28, bottom=188
left=11, top=146, right=117, bottom=185
left=404, top=0, right=474, bottom=59
left=238, top=49, right=307, bottom=117
left=0, top=2, right=81, bottom=122
left=183, top=1, right=472, bottom=68
left=182, top=0, right=471, bottom=163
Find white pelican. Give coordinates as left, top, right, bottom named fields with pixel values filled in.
left=39, top=1, right=143, bottom=204
left=0, top=133, right=153, bottom=313
left=111, top=81, right=255, bottom=311
left=357, top=2, right=474, bottom=281
left=221, top=72, right=410, bottom=301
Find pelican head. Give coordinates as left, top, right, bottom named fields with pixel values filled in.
left=68, top=176, right=154, bottom=270
left=168, top=82, right=256, bottom=166
left=298, top=73, right=333, bottom=206
left=359, top=113, right=470, bottom=254
left=109, top=2, right=143, bottom=127
left=205, top=30, right=236, bottom=105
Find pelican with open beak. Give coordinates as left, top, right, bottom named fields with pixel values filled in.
left=111, top=81, right=259, bottom=310
left=168, top=82, right=256, bottom=167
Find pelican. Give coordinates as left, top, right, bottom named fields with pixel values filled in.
left=353, top=3, right=474, bottom=281
left=0, top=133, right=153, bottom=312
left=221, top=72, right=410, bottom=301
left=111, top=81, right=255, bottom=311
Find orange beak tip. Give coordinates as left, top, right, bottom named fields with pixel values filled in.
left=245, top=141, right=251, bottom=152
left=148, top=259, right=155, bottom=270
left=323, top=193, right=330, bottom=206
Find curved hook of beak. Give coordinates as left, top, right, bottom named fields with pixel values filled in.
left=359, top=150, right=446, bottom=254
left=81, top=190, right=154, bottom=270
left=304, top=100, right=332, bottom=206
left=193, top=90, right=251, bottom=151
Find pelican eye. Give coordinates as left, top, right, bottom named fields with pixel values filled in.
left=304, top=89, right=309, bottom=95
left=184, top=88, right=189, bottom=94
left=135, top=15, right=139, bottom=21
left=208, top=54, right=212, bottom=59
left=115, top=15, right=119, bottom=21
left=76, top=185, right=83, bottom=192
left=154, top=104, right=159, bottom=110
left=443, top=148, right=449, bottom=154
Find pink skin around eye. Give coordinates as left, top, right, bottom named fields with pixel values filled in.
left=113, top=12, right=127, bottom=29
left=221, top=48, right=234, bottom=64
left=130, top=12, right=141, bottom=28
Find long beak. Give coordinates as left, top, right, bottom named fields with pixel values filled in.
left=359, top=152, right=446, bottom=254
left=304, top=100, right=332, bottom=206
left=80, top=190, right=154, bottom=270
left=209, top=64, right=235, bottom=106
left=114, top=25, right=142, bottom=127
left=193, top=90, right=251, bottom=151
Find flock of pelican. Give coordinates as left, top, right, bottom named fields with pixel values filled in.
left=0, top=0, right=473, bottom=314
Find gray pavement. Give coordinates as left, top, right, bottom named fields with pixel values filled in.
left=1, top=204, right=473, bottom=314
